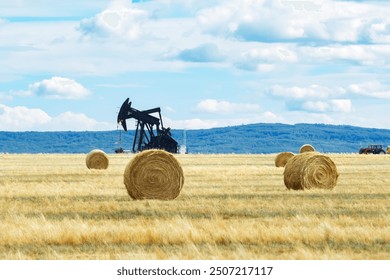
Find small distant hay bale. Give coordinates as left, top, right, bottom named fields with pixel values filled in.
left=284, top=152, right=338, bottom=190
left=124, top=149, right=184, bottom=200
left=299, top=144, right=315, bottom=153
left=86, top=149, right=109, bottom=170
left=275, top=152, right=295, bottom=167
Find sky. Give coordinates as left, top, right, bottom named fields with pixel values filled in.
left=0, top=0, right=390, bottom=131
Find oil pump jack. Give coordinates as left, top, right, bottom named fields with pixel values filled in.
left=116, top=98, right=178, bottom=154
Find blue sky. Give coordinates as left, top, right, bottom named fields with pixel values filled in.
left=1, top=0, right=390, bottom=131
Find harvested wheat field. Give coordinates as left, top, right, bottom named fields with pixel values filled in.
left=0, top=153, right=389, bottom=260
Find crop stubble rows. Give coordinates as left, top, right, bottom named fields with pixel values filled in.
left=0, top=153, right=389, bottom=259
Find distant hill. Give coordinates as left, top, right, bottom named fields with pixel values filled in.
left=1, top=123, right=390, bottom=154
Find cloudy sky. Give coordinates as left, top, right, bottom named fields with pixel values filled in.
left=1, top=0, right=389, bottom=131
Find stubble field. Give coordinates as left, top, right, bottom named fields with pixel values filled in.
left=0, top=153, right=389, bottom=260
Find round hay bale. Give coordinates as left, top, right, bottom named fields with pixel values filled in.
left=86, top=149, right=109, bottom=170
left=299, top=144, right=315, bottom=153
left=283, top=152, right=338, bottom=190
left=124, top=149, right=184, bottom=200
left=275, top=152, right=295, bottom=167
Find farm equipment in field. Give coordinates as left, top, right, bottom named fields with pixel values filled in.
left=359, top=144, right=386, bottom=154
left=116, top=98, right=178, bottom=154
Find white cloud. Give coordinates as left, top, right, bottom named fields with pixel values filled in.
left=166, top=110, right=287, bottom=129
left=26, top=77, right=91, bottom=100
left=197, top=0, right=328, bottom=42
left=195, top=99, right=260, bottom=115
left=1, top=1, right=390, bottom=131
left=78, top=0, right=148, bottom=40
left=235, top=46, right=297, bottom=71
left=300, top=99, right=351, bottom=113
left=256, top=64, right=276, bottom=72
left=3, top=0, right=386, bottom=79
left=368, top=20, right=390, bottom=44
left=301, top=45, right=381, bottom=66
left=0, top=104, right=113, bottom=131
left=170, top=109, right=372, bottom=130
left=46, top=111, right=113, bottom=131
left=268, top=84, right=351, bottom=113
left=0, top=104, right=51, bottom=131
left=330, top=99, right=352, bottom=113
left=302, top=100, right=329, bottom=112
left=348, top=81, right=390, bottom=99
left=197, top=0, right=390, bottom=44
left=269, top=84, right=345, bottom=100
left=269, top=80, right=390, bottom=104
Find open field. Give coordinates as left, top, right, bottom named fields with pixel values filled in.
left=0, top=153, right=389, bottom=260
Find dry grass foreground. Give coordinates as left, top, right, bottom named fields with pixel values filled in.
left=0, top=153, right=389, bottom=260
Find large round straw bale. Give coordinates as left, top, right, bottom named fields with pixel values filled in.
left=283, top=152, right=338, bottom=190
left=275, top=152, right=295, bottom=167
left=86, top=149, right=109, bottom=170
left=124, top=149, right=184, bottom=200
left=299, top=144, right=315, bottom=153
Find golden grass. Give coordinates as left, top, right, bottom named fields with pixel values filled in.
left=0, top=153, right=389, bottom=260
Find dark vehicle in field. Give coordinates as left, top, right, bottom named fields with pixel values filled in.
left=359, top=144, right=386, bottom=154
